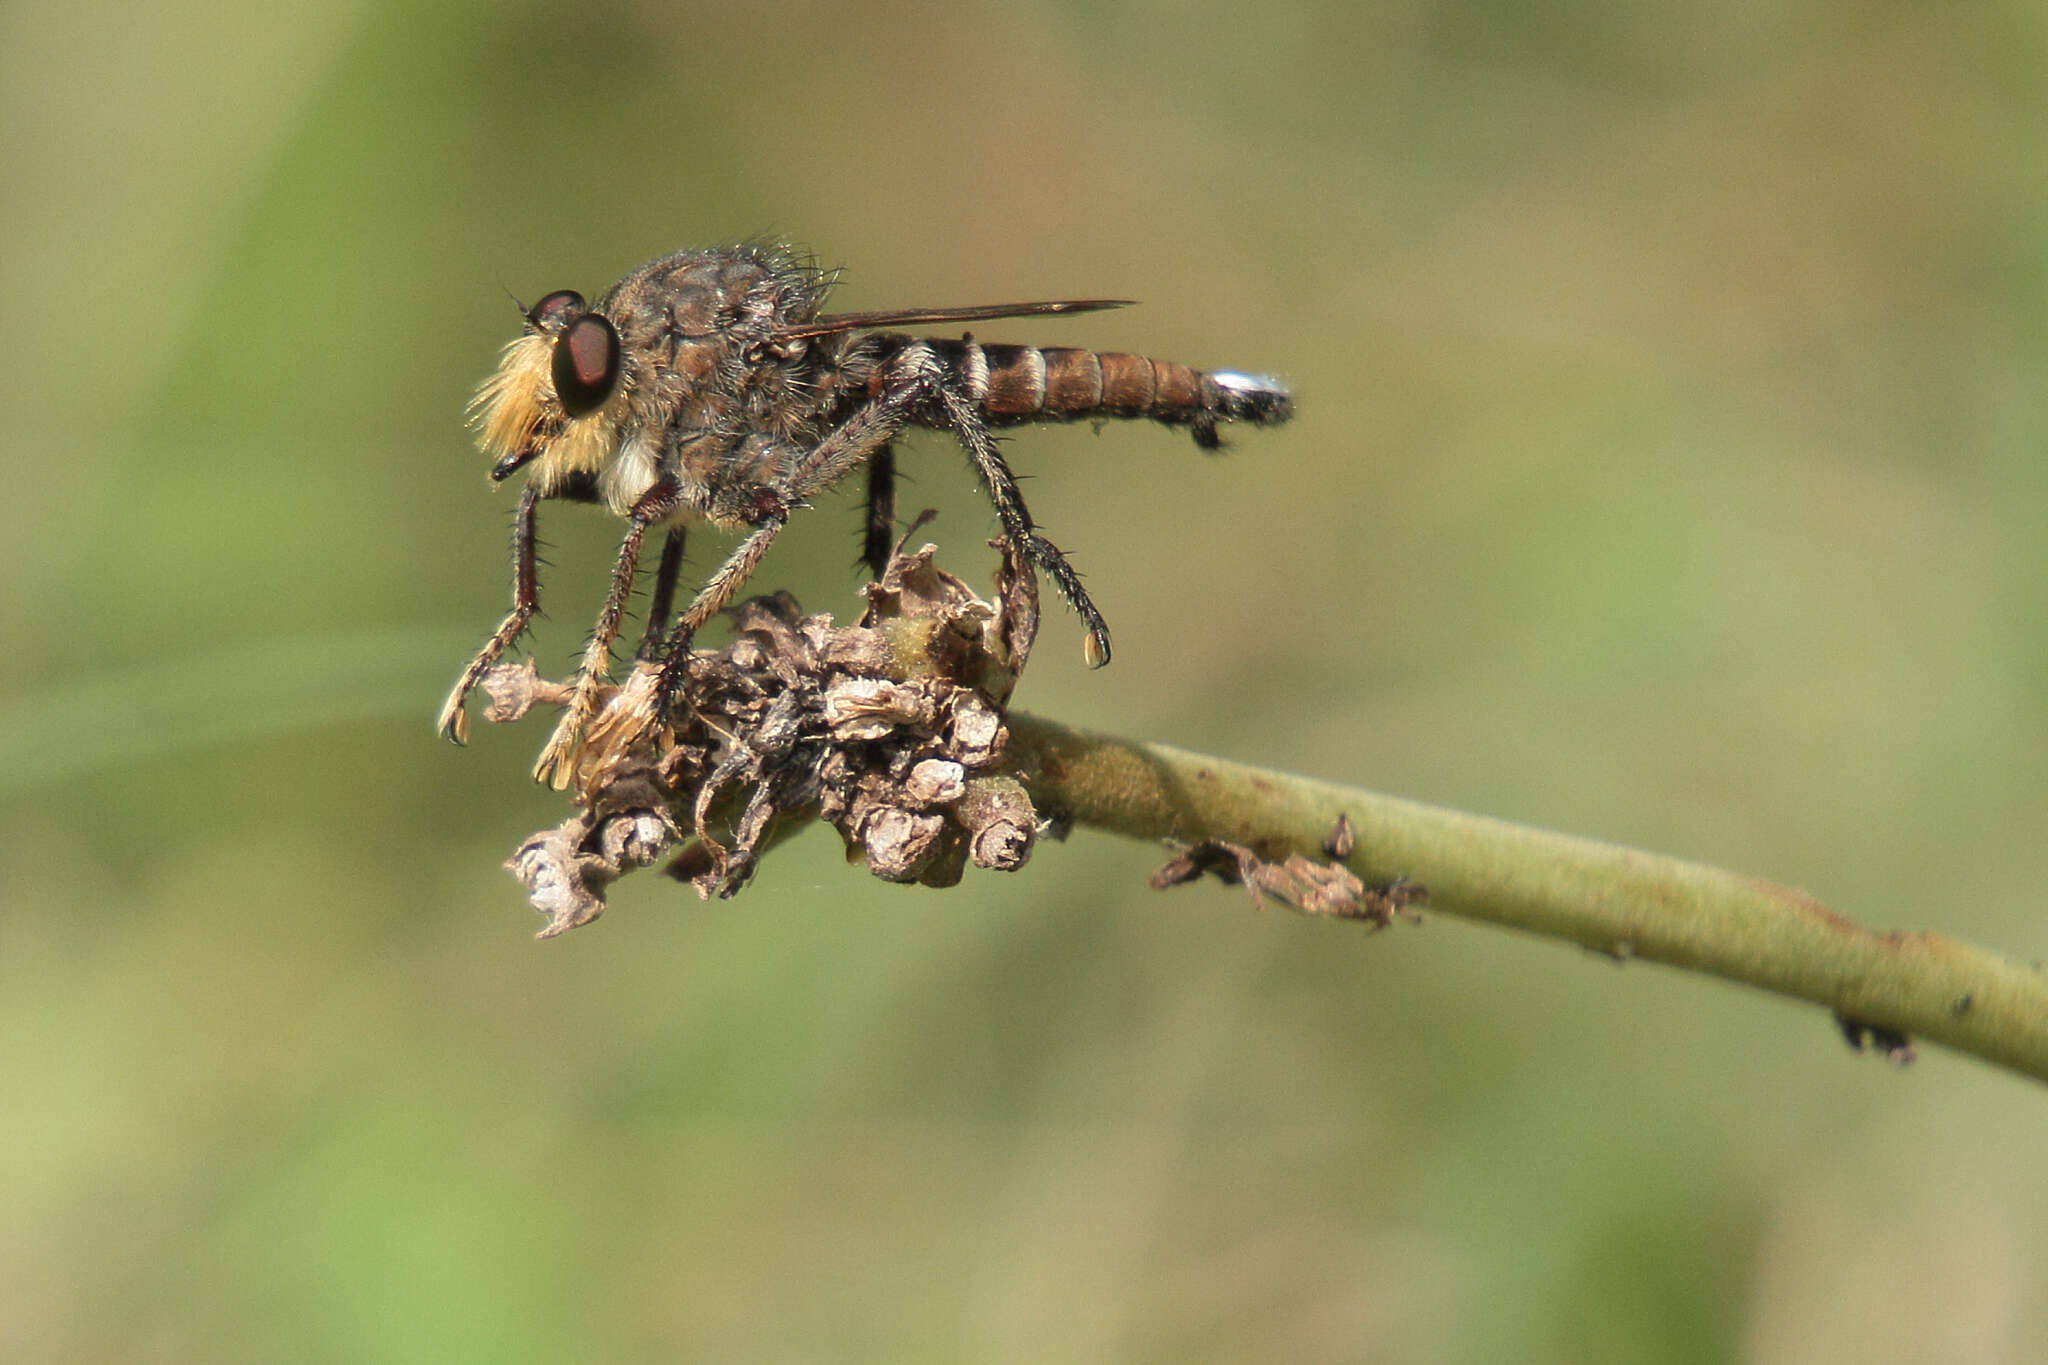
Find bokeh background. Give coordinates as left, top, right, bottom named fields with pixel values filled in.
left=4, top=2, right=2045, bottom=1360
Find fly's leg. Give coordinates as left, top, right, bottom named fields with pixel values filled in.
left=861, top=442, right=897, bottom=580
left=781, top=368, right=933, bottom=502
left=437, top=485, right=541, bottom=744
left=641, top=376, right=933, bottom=730
left=934, top=383, right=1113, bottom=667
left=532, top=480, right=682, bottom=789
left=636, top=526, right=688, bottom=660
left=647, top=512, right=792, bottom=711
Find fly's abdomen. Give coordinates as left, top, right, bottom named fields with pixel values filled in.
left=944, top=340, right=1293, bottom=448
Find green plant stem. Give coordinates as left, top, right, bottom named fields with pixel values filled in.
left=1007, top=713, right=2048, bottom=1085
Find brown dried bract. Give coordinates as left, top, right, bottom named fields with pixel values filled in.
left=1150, top=817, right=1425, bottom=928
left=491, top=537, right=1045, bottom=937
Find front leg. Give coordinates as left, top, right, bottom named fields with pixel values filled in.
left=532, top=480, right=682, bottom=789
left=438, top=485, right=541, bottom=744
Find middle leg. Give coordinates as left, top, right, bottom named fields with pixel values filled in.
left=861, top=442, right=897, bottom=580
left=636, top=525, right=689, bottom=660
left=533, top=479, right=682, bottom=788
left=646, top=378, right=932, bottom=715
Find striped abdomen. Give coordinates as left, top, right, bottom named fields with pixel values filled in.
left=919, top=338, right=1293, bottom=448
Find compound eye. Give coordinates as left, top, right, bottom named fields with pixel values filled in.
left=551, top=313, right=620, bottom=416
left=526, top=289, right=586, bottom=331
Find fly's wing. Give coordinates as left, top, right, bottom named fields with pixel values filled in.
left=773, top=299, right=1134, bottom=341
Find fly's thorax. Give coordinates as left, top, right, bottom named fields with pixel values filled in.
left=602, top=246, right=829, bottom=368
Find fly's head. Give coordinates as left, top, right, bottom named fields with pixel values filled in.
left=470, top=288, right=630, bottom=499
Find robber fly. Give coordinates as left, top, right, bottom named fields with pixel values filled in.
left=439, top=243, right=1293, bottom=787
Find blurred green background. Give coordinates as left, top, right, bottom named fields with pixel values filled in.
left=4, top=1, right=2045, bottom=1360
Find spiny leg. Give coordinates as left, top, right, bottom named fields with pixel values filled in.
left=636, top=525, right=688, bottom=660
left=438, top=485, right=541, bottom=744
left=935, top=384, right=1113, bottom=667
left=649, top=512, right=790, bottom=711
left=861, top=442, right=897, bottom=580
left=647, top=378, right=931, bottom=722
left=781, top=372, right=929, bottom=500
left=533, top=480, right=682, bottom=789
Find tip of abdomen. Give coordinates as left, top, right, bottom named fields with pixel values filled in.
left=1209, top=371, right=1294, bottom=426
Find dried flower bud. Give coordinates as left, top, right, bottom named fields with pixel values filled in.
left=857, top=807, right=948, bottom=882
left=494, top=538, right=1046, bottom=933
left=905, top=759, right=968, bottom=807
left=957, top=776, right=1037, bottom=872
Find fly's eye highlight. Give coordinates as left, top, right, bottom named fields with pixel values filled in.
left=551, top=313, right=620, bottom=416
left=527, top=289, right=586, bottom=331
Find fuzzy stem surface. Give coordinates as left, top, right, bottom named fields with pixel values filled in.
left=1007, top=713, right=2048, bottom=1085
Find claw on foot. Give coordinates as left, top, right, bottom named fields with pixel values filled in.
left=437, top=689, right=472, bottom=745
